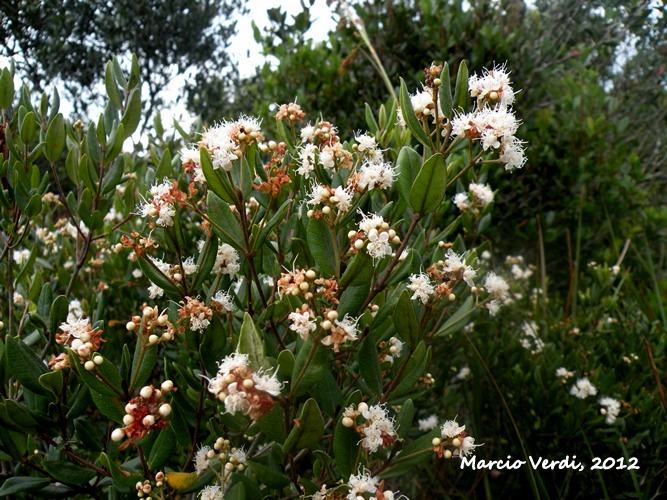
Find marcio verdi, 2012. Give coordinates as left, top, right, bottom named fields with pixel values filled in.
left=460, top=455, right=586, bottom=472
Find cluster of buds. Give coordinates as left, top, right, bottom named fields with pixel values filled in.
left=111, top=382, right=174, bottom=449
left=126, top=305, right=176, bottom=345
left=254, top=141, right=291, bottom=196
left=320, top=312, right=359, bottom=352
left=298, top=121, right=353, bottom=176
left=135, top=471, right=165, bottom=498
left=420, top=372, right=436, bottom=388
left=342, top=402, right=398, bottom=453
left=56, top=316, right=105, bottom=367
left=306, top=183, right=354, bottom=217
left=432, top=419, right=480, bottom=459
left=117, top=232, right=159, bottom=260
left=207, top=352, right=282, bottom=420
left=277, top=267, right=318, bottom=299
left=378, top=336, right=404, bottom=365
left=136, top=179, right=187, bottom=228
left=177, top=296, right=213, bottom=333
left=427, top=248, right=477, bottom=294
left=275, top=102, right=305, bottom=124
left=349, top=213, right=400, bottom=260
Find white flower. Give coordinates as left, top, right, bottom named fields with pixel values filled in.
left=182, top=256, right=198, bottom=276
left=68, top=299, right=84, bottom=318
left=451, top=107, right=520, bottom=150
left=456, top=366, right=472, bottom=380
left=297, top=143, right=318, bottom=177
left=230, top=447, right=247, bottom=464
left=288, top=310, right=316, bottom=340
left=307, top=183, right=328, bottom=206
left=211, top=290, right=235, bottom=312
left=443, top=249, right=477, bottom=287
left=555, top=367, right=574, bottom=379
left=347, top=468, right=379, bottom=500
left=520, top=321, right=544, bottom=353
left=418, top=415, right=439, bottom=432
left=12, top=249, right=31, bottom=265
left=484, top=272, right=509, bottom=299
left=366, top=228, right=392, bottom=259
left=511, top=263, right=533, bottom=280
left=252, top=368, right=283, bottom=396
left=331, top=186, right=353, bottom=212
left=300, top=124, right=315, bottom=142
left=213, top=244, right=240, bottom=276
left=486, top=299, right=501, bottom=316
left=194, top=445, right=211, bottom=474
left=570, top=377, right=598, bottom=399
left=59, top=316, right=91, bottom=341
left=199, top=485, right=223, bottom=500
left=599, top=397, right=621, bottom=424
left=357, top=161, right=396, bottom=190
left=410, top=88, right=435, bottom=116
left=148, top=283, right=164, bottom=299
left=440, top=419, right=466, bottom=439
left=468, top=64, right=515, bottom=108
left=407, top=273, right=435, bottom=304
left=190, top=313, right=210, bottom=332
left=468, top=183, right=494, bottom=206
left=358, top=212, right=385, bottom=234
left=358, top=404, right=397, bottom=453
left=499, top=135, right=527, bottom=171
left=355, top=132, right=377, bottom=152
left=216, top=352, right=250, bottom=378
left=319, top=146, right=336, bottom=170
left=333, top=315, right=359, bottom=342
left=453, top=192, right=470, bottom=211
left=454, top=435, right=481, bottom=458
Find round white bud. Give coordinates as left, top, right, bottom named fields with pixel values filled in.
left=126, top=321, right=136, bottom=331
left=140, top=386, right=154, bottom=399
left=123, top=414, right=135, bottom=425
left=242, top=379, right=254, bottom=389
left=444, top=449, right=453, bottom=459
left=148, top=334, right=159, bottom=345
left=142, top=415, right=155, bottom=427
left=159, top=403, right=172, bottom=417
left=326, top=310, right=339, bottom=321
left=93, top=354, right=104, bottom=365
left=322, top=206, right=331, bottom=215
left=111, top=428, right=125, bottom=442
left=348, top=230, right=357, bottom=239
left=321, top=320, right=332, bottom=330
left=161, top=380, right=174, bottom=391
left=354, top=239, right=365, bottom=250
left=305, top=269, right=317, bottom=280
left=299, top=282, right=310, bottom=292
left=432, top=437, right=442, bottom=446
left=452, top=437, right=461, bottom=447
left=84, top=360, right=95, bottom=371
left=342, top=417, right=355, bottom=428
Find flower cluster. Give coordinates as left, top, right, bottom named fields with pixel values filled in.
left=212, top=243, right=240, bottom=277
left=432, top=418, right=481, bottom=459
left=306, top=183, right=354, bottom=217
left=126, top=305, right=177, bottom=345
left=349, top=212, right=400, bottom=260
left=569, top=377, right=598, bottom=399
left=411, top=248, right=476, bottom=304
left=555, top=367, right=575, bottom=383
left=320, top=312, right=359, bottom=352
left=342, top=402, right=398, bottom=453
left=137, top=179, right=186, bottom=227
left=111, top=382, right=174, bottom=448
left=287, top=304, right=317, bottom=340
left=483, top=272, right=510, bottom=315
left=599, top=397, right=621, bottom=424
left=275, top=102, right=305, bottom=123
left=453, top=183, right=495, bottom=213
left=451, top=65, right=526, bottom=171
left=298, top=121, right=352, bottom=176
left=135, top=471, right=166, bottom=498
left=519, top=320, right=545, bottom=354
left=277, top=267, right=318, bottom=299
left=178, top=296, right=213, bottom=332
left=194, top=437, right=247, bottom=475
left=207, top=352, right=282, bottom=419
left=55, top=314, right=105, bottom=369
left=378, top=336, right=404, bottom=365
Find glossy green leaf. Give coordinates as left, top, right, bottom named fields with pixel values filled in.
left=339, top=251, right=373, bottom=288
left=395, top=399, right=415, bottom=438
left=0, top=68, right=14, bottom=109
left=453, top=60, right=469, bottom=111
left=129, top=343, right=158, bottom=393
left=0, top=476, right=49, bottom=495
left=5, top=335, right=50, bottom=396
left=438, top=62, right=453, bottom=119
left=105, top=61, right=123, bottom=109
left=238, top=312, right=271, bottom=371
left=201, top=147, right=237, bottom=204
left=396, top=146, right=421, bottom=203
left=333, top=418, right=359, bottom=479
left=399, top=77, right=431, bottom=148
left=307, top=217, right=338, bottom=278
left=393, top=290, right=420, bottom=347
left=436, top=296, right=476, bottom=337
left=207, top=191, right=245, bottom=251
left=20, top=111, right=36, bottom=143
left=283, top=399, right=324, bottom=454
left=358, top=335, right=382, bottom=393
left=44, top=113, right=65, bottom=163
left=49, top=294, right=69, bottom=335
left=291, top=337, right=328, bottom=397
left=148, top=426, right=176, bottom=469
left=409, top=153, right=446, bottom=215
left=137, top=256, right=180, bottom=297
left=247, top=461, right=290, bottom=489
left=120, top=87, right=141, bottom=136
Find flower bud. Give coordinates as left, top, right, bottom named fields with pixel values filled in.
left=299, top=282, right=309, bottom=292
left=327, top=310, right=339, bottom=321
left=142, top=306, right=154, bottom=318
left=432, top=437, right=442, bottom=446
left=111, top=428, right=125, bottom=442
left=159, top=403, right=172, bottom=417
left=161, top=380, right=174, bottom=391
left=321, top=320, right=332, bottom=330
left=148, top=334, right=159, bottom=345
left=452, top=437, right=461, bottom=447
left=342, top=417, right=355, bottom=428
left=123, top=414, right=135, bottom=425
left=448, top=293, right=456, bottom=301
left=140, top=386, right=154, bottom=399
left=143, top=415, right=155, bottom=427
left=126, top=321, right=136, bottom=331
left=444, top=449, right=453, bottom=459
left=348, top=230, right=357, bottom=239
left=358, top=402, right=368, bottom=413
left=322, top=206, right=331, bottom=215
left=354, top=239, right=365, bottom=250
left=84, top=360, right=95, bottom=371
left=93, top=354, right=104, bottom=365
left=157, top=315, right=169, bottom=326
left=305, top=269, right=317, bottom=280
left=307, top=210, right=314, bottom=218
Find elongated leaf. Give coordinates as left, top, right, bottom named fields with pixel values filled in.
left=5, top=335, right=50, bottom=396
left=238, top=313, right=270, bottom=371
left=129, top=343, right=158, bottom=392
left=0, top=68, right=14, bottom=109
left=339, top=251, right=373, bottom=288
left=39, top=370, right=63, bottom=399
left=247, top=461, right=290, bottom=489
left=291, top=337, right=328, bottom=397
left=137, top=256, right=180, bottom=297
left=436, top=296, right=475, bottom=336
left=283, top=399, right=324, bottom=454
left=105, top=61, right=123, bottom=109
left=68, top=350, right=118, bottom=397
left=254, top=198, right=292, bottom=251
left=0, top=476, right=49, bottom=495
left=364, top=103, right=379, bottom=133
left=256, top=405, right=286, bottom=442
left=453, top=61, right=469, bottom=111
left=49, top=295, right=69, bottom=335
left=207, top=191, right=245, bottom=251
left=393, top=290, right=420, bottom=347
left=120, top=87, right=141, bottom=136
left=201, top=147, right=237, bottom=204
left=399, top=77, right=431, bottom=148
left=192, top=233, right=218, bottom=289
left=43, top=460, right=96, bottom=485
left=395, top=399, right=415, bottom=438
left=438, top=62, right=453, bottom=119
left=148, top=426, right=176, bottom=469
left=396, top=146, right=421, bottom=203
left=358, top=336, right=381, bottom=393
left=307, top=217, right=338, bottom=278
left=333, top=418, right=359, bottom=479
left=409, top=153, right=446, bottom=215
left=390, top=344, right=431, bottom=401
left=44, top=113, right=65, bottom=163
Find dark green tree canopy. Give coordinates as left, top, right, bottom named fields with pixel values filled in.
left=0, top=0, right=247, bottom=119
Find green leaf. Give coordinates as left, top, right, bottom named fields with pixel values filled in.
left=247, top=461, right=290, bottom=489
left=148, top=426, right=176, bottom=469
left=436, top=296, right=475, bottom=336
left=395, top=399, right=415, bottom=438
left=74, top=417, right=103, bottom=451
left=337, top=283, right=370, bottom=317
left=276, top=349, right=295, bottom=379
left=254, top=198, right=292, bottom=251
left=5, top=335, right=50, bottom=397
left=39, top=370, right=63, bottom=399
left=364, top=103, right=379, bottom=133
left=137, top=256, right=180, bottom=297
left=340, top=251, right=373, bottom=288
left=120, top=87, right=142, bottom=136
left=192, top=233, right=218, bottom=289
left=68, top=350, right=118, bottom=397
left=20, top=111, right=36, bottom=143
left=129, top=343, right=158, bottom=393
left=453, top=60, right=469, bottom=111
left=201, top=147, right=237, bottom=204
left=409, top=153, right=446, bottom=215
left=207, top=191, right=245, bottom=251
left=43, top=460, right=96, bottom=485
left=49, top=295, right=69, bottom=335
left=393, top=290, right=420, bottom=347
left=256, top=404, right=286, bottom=442
left=358, top=336, right=381, bottom=393
left=238, top=312, right=271, bottom=371
left=291, top=337, right=328, bottom=397
left=307, top=217, right=338, bottom=278
left=399, top=77, right=431, bottom=148
left=44, top=113, right=65, bottom=163
left=90, top=390, right=124, bottom=424
left=0, top=68, right=14, bottom=109
left=382, top=429, right=439, bottom=477
left=155, top=148, right=172, bottom=180
left=105, top=61, right=123, bottom=109
left=390, top=343, right=431, bottom=401
left=283, top=399, right=324, bottom=454
left=333, top=418, right=359, bottom=479
left=309, top=371, right=342, bottom=417
left=438, top=62, right=453, bottom=119
left=396, top=146, right=421, bottom=204
left=99, top=452, right=142, bottom=489
left=0, top=476, right=49, bottom=496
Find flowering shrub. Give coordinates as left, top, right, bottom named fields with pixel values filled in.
left=0, top=54, right=664, bottom=499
